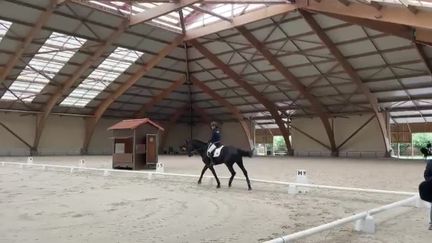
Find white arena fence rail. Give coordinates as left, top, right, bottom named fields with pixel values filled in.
left=266, top=195, right=419, bottom=243
left=0, top=161, right=416, bottom=196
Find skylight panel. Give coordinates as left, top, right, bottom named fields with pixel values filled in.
left=60, top=47, right=143, bottom=107
left=1, top=32, right=85, bottom=102
left=0, top=19, right=12, bottom=42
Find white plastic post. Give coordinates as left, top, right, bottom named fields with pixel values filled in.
left=148, top=173, right=153, bottom=180
left=1, top=162, right=4, bottom=166
left=42, top=165, right=46, bottom=170
left=27, top=157, right=33, bottom=164
left=79, top=159, right=85, bottom=168
left=156, top=163, right=164, bottom=173
left=103, top=170, right=110, bottom=176
left=354, top=214, right=375, bottom=234
left=288, top=184, right=297, bottom=195
left=70, top=167, right=74, bottom=173
left=296, top=169, right=309, bottom=193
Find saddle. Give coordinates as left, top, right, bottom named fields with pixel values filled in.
left=213, top=146, right=224, bottom=157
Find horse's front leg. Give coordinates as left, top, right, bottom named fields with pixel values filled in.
left=208, top=166, right=221, bottom=188
left=197, top=164, right=208, bottom=184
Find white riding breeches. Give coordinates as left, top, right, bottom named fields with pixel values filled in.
left=207, top=143, right=217, bottom=157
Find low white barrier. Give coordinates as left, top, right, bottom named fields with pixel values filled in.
left=0, top=161, right=416, bottom=196
left=266, top=195, right=418, bottom=243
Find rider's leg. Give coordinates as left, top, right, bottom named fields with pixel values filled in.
left=207, top=143, right=216, bottom=166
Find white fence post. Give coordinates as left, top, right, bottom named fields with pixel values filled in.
left=27, top=157, right=33, bottom=164
left=354, top=214, right=375, bottom=234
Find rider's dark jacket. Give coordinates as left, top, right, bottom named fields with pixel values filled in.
left=209, top=128, right=221, bottom=144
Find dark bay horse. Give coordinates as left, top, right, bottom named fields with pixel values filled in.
left=184, top=139, right=253, bottom=190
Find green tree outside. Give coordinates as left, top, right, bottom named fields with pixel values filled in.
left=273, top=136, right=286, bottom=152
left=412, top=133, right=432, bottom=150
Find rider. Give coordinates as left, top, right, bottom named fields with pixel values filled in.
left=207, top=121, right=221, bottom=166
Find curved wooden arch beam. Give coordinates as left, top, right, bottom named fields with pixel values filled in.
left=33, top=19, right=129, bottom=153
left=236, top=26, right=337, bottom=155
left=300, top=10, right=391, bottom=155
left=191, top=103, right=212, bottom=124
left=189, top=40, right=292, bottom=154
left=190, top=76, right=253, bottom=149
left=135, top=76, right=186, bottom=118
left=81, top=35, right=184, bottom=153
left=0, top=0, right=57, bottom=85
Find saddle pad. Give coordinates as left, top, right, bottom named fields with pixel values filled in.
left=214, top=146, right=224, bottom=157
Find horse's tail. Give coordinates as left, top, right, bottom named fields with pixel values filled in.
left=239, top=149, right=253, bottom=158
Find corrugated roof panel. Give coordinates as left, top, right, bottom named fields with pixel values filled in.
left=2, top=32, right=86, bottom=102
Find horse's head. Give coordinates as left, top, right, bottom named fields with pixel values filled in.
left=181, top=140, right=194, bottom=157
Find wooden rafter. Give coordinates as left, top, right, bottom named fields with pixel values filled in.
left=135, top=76, right=186, bottom=118
left=189, top=40, right=292, bottom=153
left=236, top=26, right=337, bottom=155
left=81, top=35, right=184, bottom=153
left=184, top=4, right=297, bottom=40
left=190, top=76, right=253, bottom=149
left=300, top=10, right=392, bottom=155
left=0, top=0, right=57, bottom=85
left=129, top=0, right=202, bottom=26
left=415, top=43, right=432, bottom=75
left=297, top=0, right=432, bottom=30
left=32, top=19, right=129, bottom=153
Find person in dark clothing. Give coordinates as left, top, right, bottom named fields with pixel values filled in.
left=424, top=159, right=432, bottom=230
left=207, top=121, right=222, bottom=166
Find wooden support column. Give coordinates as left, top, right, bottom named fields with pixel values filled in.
left=191, top=76, right=253, bottom=149
left=81, top=35, right=184, bottom=154
left=189, top=41, right=292, bottom=154
left=34, top=19, right=129, bottom=154
left=300, top=10, right=392, bottom=156
left=237, top=26, right=337, bottom=155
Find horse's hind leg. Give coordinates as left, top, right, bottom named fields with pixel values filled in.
left=227, top=164, right=236, bottom=187
left=198, top=165, right=208, bottom=184
left=208, top=166, right=221, bottom=188
left=237, top=158, right=252, bottom=190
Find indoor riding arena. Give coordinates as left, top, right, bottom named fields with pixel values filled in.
left=1, top=1, right=432, bottom=242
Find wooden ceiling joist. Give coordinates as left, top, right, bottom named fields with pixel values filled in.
left=190, top=76, right=253, bottom=149
left=81, top=35, right=184, bottom=153
left=32, top=19, right=129, bottom=154
left=189, top=39, right=293, bottom=154
left=236, top=26, right=337, bottom=155
left=135, top=76, right=186, bottom=118
left=300, top=10, right=392, bottom=155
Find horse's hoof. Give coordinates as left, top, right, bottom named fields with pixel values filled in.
left=228, top=184, right=232, bottom=187
left=197, top=181, right=202, bottom=184
left=216, top=185, right=221, bottom=188
left=248, top=187, right=252, bottom=191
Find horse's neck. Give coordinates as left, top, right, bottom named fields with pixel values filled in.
left=192, top=140, right=207, bottom=157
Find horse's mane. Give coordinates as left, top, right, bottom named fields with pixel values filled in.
left=191, top=139, right=207, bottom=146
